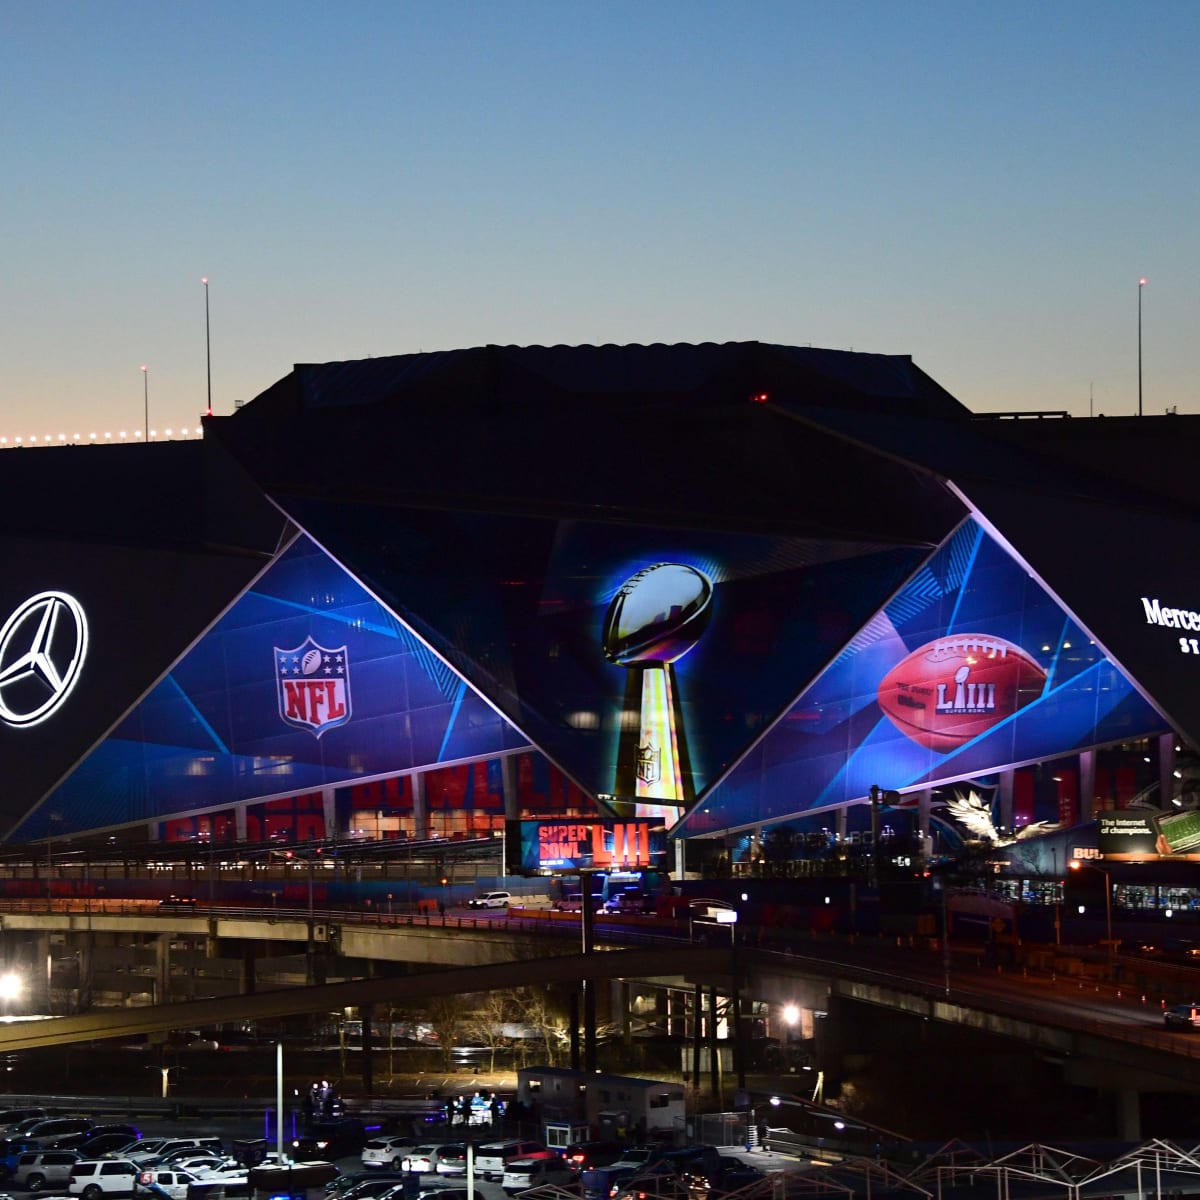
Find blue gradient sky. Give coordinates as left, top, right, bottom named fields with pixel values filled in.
left=3, top=1, right=1197, bottom=441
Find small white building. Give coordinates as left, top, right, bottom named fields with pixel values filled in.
left=516, top=1065, right=686, bottom=1147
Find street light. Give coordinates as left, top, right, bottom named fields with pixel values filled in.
left=1069, top=859, right=1114, bottom=955
left=0, top=971, right=21, bottom=1017
left=1138, top=277, right=1147, bottom=416
left=140, top=365, right=149, bottom=440
left=201, top=277, right=212, bottom=417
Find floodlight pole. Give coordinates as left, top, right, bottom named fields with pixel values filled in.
left=276, top=1040, right=284, bottom=1164
left=202, top=277, right=212, bottom=416
left=1138, top=277, right=1146, bottom=416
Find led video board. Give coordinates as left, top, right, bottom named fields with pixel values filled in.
left=1098, top=810, right=1200, bottom=859
left=675, top=519, right=1169, bottom=837
left=18, top=535, right=528, bottom=839
left=273, top=497, right=930, bottom=812
left=519, top=819, right=668, bottom=871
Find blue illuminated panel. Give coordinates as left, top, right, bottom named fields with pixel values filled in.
left=15, top=536, right=527, bottom=838
left=675, top=520, right=1168, bottom=837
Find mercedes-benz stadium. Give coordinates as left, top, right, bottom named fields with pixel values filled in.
left=3, top=340, right=1200, bottom=911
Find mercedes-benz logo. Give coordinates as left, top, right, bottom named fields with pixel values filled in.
left=0, top=591, right=89, bottom=727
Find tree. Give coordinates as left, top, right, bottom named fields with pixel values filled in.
left=460, top=991, right=517, bottom=1072
left=516, top=986, right=569, bottom=1067
left=424, top=995, right=460, bottom=1071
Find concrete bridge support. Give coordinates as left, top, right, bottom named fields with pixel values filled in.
left=154, top=933, right=171, bottom=1004
left=1118, top=1088, right=1141, bottom=1141
left=240, top=944, right=257, bottom=995
left=35, top=932, right=51, bottom=1010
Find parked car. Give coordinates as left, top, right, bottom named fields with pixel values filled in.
left=155, top=1148, right=226, bottom=1165
left=401, top=1146, right=442, bottom=1174
left=361, top=1135, right=416, bottom=1170
left=13, top=1149, right=81, bottom=1191
left=0, top=1137, right=47, bottom=1177
left=68, top=1158, right=141, bottom=1199
left=402, top=1145, right=467, bottom=1175
left=555, top=893, right=602, bottom=913
left=474, top=1141, right=551, bottom=1181
left=326, top=1171, right=405, bottom=1197
left=162, top=1156, right=238, bottom=1175
left=25, top=1118, right=94, bottom=1147
left=58, top=1126, right=141, bottom=1153
left=123, top=1138, right=224, bottom=1165
left=7, top=1119, right=51, bottom=1138
left=339, top=1176, right=412, bottom=1200
left=292, top=1119, right=368, bottom=1161
left=562, top=1142, right=630, bottom=1172
left=466, top=892, right=510, bottom=910
left=582, top=1165, right=643, bottom=1200
left=0, top=1110, right=48, bottom=1134
left=77, top=1135, right=141, bottom=1159
left=501, top=1157, right=577, bottom=1193
left=431, top=1146, right=467, bottom=1176
left=610, top=1168, right=690, bottom=1200
left=609, top=1152, right=655, bottom=1169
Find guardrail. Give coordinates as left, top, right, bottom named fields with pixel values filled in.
left=0, top=898, right=690, bottom=946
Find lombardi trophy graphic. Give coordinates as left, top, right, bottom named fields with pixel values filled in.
left=602, top=563, right=713, bottom=813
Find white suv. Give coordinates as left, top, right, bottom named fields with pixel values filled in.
left=466, top=891, right=510, bottom=909
left=475, top=1141, right=550, bottom=1180
left=69, top=1159, right=140, bottom=1199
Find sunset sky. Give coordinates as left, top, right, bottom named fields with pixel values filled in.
left=3, top=1, right=1197, bottom=440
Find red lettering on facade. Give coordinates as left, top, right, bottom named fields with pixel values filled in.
left=284, top=681, right=308, bottom=721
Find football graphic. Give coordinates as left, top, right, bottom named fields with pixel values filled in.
left=301, top=647, right=324, bottom=675
left=877, top=633, right=1047, bottom=752
left=602, top=563, right=713, bottom=666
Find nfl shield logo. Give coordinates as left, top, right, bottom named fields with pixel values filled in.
left=275, top=637, right=352, bottom=738
left=636, top=742, right=661, bottom=785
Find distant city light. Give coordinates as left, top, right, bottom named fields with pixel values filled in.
left=0, top=426, right=202, bottom=449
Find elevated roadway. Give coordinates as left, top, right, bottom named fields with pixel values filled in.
left=4, top=904, right=1200, bottom=1116
left=0, top=943, right=731, bottom=1050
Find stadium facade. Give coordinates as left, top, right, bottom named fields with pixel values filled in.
left=3, top=342, right=1199, bottom=875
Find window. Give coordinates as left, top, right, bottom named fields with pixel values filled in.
left=649, top=1093, right=670, bottom=1109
